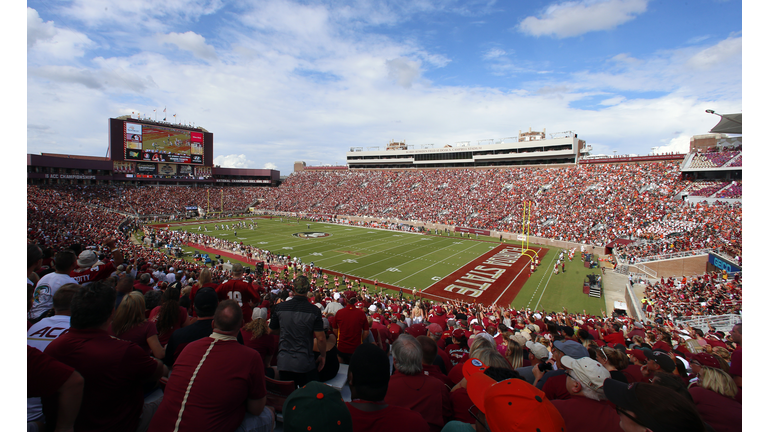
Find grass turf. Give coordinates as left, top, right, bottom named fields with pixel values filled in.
left=154, top=217, right=606, bottom=314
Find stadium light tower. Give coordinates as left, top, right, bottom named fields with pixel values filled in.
left=705, top=109, right=741, bottom=125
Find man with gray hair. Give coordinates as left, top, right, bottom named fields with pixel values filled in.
left=384, top=334, right=451, bottom=432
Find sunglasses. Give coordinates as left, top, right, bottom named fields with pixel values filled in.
left=616, top=406, right=648, bottom=429
left=468, top=405, right=490, bottom=431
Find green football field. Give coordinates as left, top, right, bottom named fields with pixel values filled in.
left=159, top=217, right=606, bottom=314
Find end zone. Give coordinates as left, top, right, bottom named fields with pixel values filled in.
left=422, top=244, right=548, bottom=306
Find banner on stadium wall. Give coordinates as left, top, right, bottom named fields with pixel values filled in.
left=708, top=253, right=741, bottom=273
left=455, top=227, right=491, bottom=236
left=113, top=161, right=135, bottom=173
left=44, top=174, right=96, bottom=180
left=215, top=179, right=271, bottom=183
left=158, top=164, right=177, bottom=175
left=517, top=234, right=527, bottom=241
left=136, top=163, right=157, bottom=174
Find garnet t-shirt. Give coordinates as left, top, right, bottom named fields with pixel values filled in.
left=149, top=305, right=188, bottom=346
left=111, top=320, right=158, bottom=356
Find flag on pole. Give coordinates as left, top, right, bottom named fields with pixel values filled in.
left=163, top=107, right=166, bottom=121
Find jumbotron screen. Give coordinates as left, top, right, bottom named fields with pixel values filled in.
left=123, top=122, right=204, bottom=164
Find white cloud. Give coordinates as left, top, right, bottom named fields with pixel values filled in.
left=157, top=31, right=218, bottom=62
left=650, top=134, right=692, bottom=155
left=27, top=7, right=95, bottom=60
left=263, top=162, right=278, bottom=170
left=386, top=57, right=421, bottom=88
left=482, top=48, right=506, bottom=60
left=214, top=154, right=257, bottom=168
left=519, top=0, right=648, bottom=39
left=686, top=36, right=741, bottom=70
left=25, top=1, right=741, bottom=176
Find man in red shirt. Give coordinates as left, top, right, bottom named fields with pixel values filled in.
left=133, top=273, right=154, bottom=295
left=346, top=343, right=429, bottom=432
left=148, top=300, right=273, bottom=432
left=69, top=237, right=124, bottom=285
left=384, top=334, right=451, bottom=432
left=333, top=296, right=369, bottom=364
left=43, top=281, right=166, bottom=432
left=215, top=263, right=261, bottom=325
left=417, top=336, right=452, bottom=387
left=602, top=323, right=626, bottom=346
left=427, top=305, right=448, bottom=329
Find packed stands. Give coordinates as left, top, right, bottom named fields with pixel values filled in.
left=641, top=273, right=742, bottom=319
left=254, top=162, right=741, bottom=260
left=688, top=150, right=741, bottom=169
left=684, top=180, right=732, bottom=198
left=715, top=182, right=742, bottom=199
left=27, top=169, right=743, bottom=432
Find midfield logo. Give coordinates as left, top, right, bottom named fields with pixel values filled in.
left=293, top=232, right=332, bottom=239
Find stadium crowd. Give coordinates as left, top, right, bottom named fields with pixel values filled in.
left=254, top=163, right=741, bottom=260
left=27, top=159, right=743, bottom=262
left=27, top=234, right=743, bottom=432
left=688, top=150, right=741, bottom=169
left=27, top=158, right=744, bottom=431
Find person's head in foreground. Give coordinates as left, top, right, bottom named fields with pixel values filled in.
left=464, top=358, right=566, bottom=432
left=347, top=343, right=390, bottom=401
left=603, top=378, right=707, bottom=432
left=283, top=381, right=352, bottom=432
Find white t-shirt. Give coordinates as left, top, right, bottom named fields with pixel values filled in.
left=28, top=273, right=77, bottom=320
left=27, top=315, right=72, bottom=421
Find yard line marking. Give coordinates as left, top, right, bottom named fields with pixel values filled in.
left=393, top=242, right=489, bottom=285
left=532, top=253, right=559, bottom=311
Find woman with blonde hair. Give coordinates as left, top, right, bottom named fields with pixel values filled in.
left=503, top=334, right=525, bottom=369
left=111, top=291, right=165, bottom=359
left=189, top=268, right=218, bottom=315
left=688, top=367, right=741, bottom=432
left=412, top=301, right=424, bottom=324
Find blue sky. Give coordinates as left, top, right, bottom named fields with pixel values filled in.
left=22, top=0, right=746, bottom=174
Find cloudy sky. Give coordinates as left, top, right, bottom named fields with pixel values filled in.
left=23, top=0, right=746, bottom=174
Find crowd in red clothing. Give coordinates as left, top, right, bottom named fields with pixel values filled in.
left=26, top=160, right=743, bottom=432
left=28, top=232, right=743, bottom=432
left=688, top=150, right=741, bottom=168
left=27, top=159, right=743, bottom=262
left=641, top=272, right=742, bottom=319
left=253, top=162, right=742, bottom=260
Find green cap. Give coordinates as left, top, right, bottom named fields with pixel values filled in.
left=283, top=381, right=352, bottom=432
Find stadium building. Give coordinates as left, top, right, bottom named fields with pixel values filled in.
left=345, top=128, right=589, bottom=169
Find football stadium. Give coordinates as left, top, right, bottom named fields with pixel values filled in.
left=25, top=3, right=745, bottom=430
left=27, top=113, right=743, bottom=431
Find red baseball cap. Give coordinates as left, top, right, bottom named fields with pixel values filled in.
left=628, top=349, right=647, bottom=364
left=427, top=323, right=443, bottom=335
left=466, top=362, right=566, bottom=431
left=372, top=313, right=381, bottom=322
left=452, top=329, right=465, bottom=339
left=692, top=352, right=720, bottom=369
